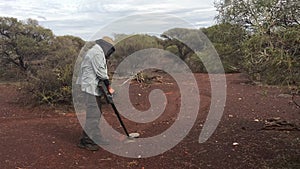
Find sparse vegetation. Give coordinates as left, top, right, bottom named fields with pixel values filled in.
left=215, top=0, right=300, bottom=89
left=0, top=17, right=84, bottom=104
left=1, top=0, right=299, bottom=105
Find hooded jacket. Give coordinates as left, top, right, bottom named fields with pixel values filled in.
left=76, top=41, right=115, bottom=96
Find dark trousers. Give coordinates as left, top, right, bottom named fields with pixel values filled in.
left=82, top=93, right=103, bottom=141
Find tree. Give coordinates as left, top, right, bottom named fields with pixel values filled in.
left=202, top=23, right=246, bottom=72
left=161, top=28, right=205, bottom=61
left=215, top=0, right=300, bottom=87
left=0, top=17, right=54, bottom=71
left=0, top=17, right=86, bottom=104
left=161, top=28, right=228, bottom=73
left=216, top=0, right=300, bottom=34
left=110, top=34, right=163, bottom=72
left=29, top=35, right=85, bottom=104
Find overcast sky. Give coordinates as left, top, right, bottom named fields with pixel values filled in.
left=0, top=0, right=219, bottom=40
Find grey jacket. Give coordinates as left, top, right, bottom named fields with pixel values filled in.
left=76, top=44, right=109, bottom=96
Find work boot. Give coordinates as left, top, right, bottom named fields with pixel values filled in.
left=78, top=138, right=99, bottom=151
left=78, top=136, right=99, bottom=151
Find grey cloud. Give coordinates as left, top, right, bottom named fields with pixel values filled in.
left=0, top=0, right=218, bottom=40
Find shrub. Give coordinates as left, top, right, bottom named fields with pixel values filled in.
left=242, top=26, right=300, bottom=88
left=27, top=35, right=84, bottom=105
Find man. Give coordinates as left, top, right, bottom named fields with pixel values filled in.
left=76, top=37, right=115, bottom=151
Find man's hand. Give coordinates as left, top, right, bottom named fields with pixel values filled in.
left=108, top=86, right=115, bottom=94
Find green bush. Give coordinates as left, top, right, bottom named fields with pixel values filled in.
left=27, top=65, right=73, bottom=104
left=27, top=35, right=84, bottom=105
left=242, top=26, right=300, bottom=87
left=202, top=23, right=246, bottom=73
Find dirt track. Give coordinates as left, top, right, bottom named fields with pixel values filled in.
left=0, top=73, right=299, bottom=169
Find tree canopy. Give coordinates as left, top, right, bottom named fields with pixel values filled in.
left=215, top=0, right=300, bottom=86
left=216, top=0, right=299, bottom=34
left=0, top=17, right=54, bottom=71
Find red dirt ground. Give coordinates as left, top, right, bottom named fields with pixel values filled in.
left=0, top=73, right=299, bottom=169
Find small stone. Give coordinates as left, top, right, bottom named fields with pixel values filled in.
left=278, top=94, right=292, bottom=98
left=138, top=155, right=142, bottom=158
left=233, top=142, right=239, bottom=146
left=229, top=114, right=233, bottom=118
left=254, top=119, right=259, bottom=122
left=59, top=113, right=66, bottom=116
left=274, top=117, right=281, bottom=120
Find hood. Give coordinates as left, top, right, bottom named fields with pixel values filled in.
left=95, top=39, right=115, bottom=59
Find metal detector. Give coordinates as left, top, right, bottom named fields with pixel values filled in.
left=98, top=81, right=140, bottom=139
